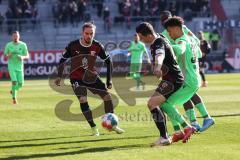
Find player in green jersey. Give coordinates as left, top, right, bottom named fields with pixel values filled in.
left=160, top=11, right=214, bottom=134
left=128, top=33, right=151, bottom=90
left=163, top=17, right=215, bottom=142
left=4, top=31, right=29, bottom=104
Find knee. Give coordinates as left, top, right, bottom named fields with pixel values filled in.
left=102, top=94, right=111, bottom=101
left=147, top=99, right=157, bottom=110
left=12, top=81, right=17, bottom=86
left=18, top=83, right=23, bottom=87
left=79, top=96, right=87, bottom=103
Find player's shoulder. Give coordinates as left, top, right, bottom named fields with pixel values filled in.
left=154, top=34, right=167, bottom=45
left=5, top=41, right=12, bottom=47
left=92, top=39, right=104, bottom=47
left=68, top=39, right=79, bottom=47
left=19, top=41, right=27, bottom=46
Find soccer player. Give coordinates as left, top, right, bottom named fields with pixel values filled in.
left=136, top=22, right=195, bottom=146
left=160, top=11, right=214, bottom=134
left=163, top=17, right=215, bottom=142
left=55, top=22, right=124, bottom=136
left=4, top=31, right=29, bottom=104
left=198, top=31, right=211, bottom=87
left=128, top=33, right=151, bottom=90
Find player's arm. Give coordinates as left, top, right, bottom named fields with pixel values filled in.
left=153, top=40, right=165, bottom=78
left=183, top=25, right=200, bottom=46
left=4, top=43, right=12, bottom=59
left=55, top=44, right=71, bottom=86
left=127, top=42, right=133, bottom=56
left=172, top=39, right=187, bottom=57
left=18, top=43, right=29, bottom=60
left=99, top=44, right=113, bottom=89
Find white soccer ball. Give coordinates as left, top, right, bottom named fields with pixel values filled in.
left=101, top=113, right=119, bottom=130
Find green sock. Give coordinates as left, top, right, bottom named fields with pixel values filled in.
left=11, top=85, right=17, bottom=99
left=162, top=102, right=189, bottom=128
left=169, top=117, right=181, bottom=131
left=195, top=103, right=209, bottom=118
left=185, top=109, right=197, bottom=122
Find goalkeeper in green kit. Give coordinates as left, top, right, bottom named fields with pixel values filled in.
left=128, top=33, right=151, bottom=90
left=4, top=31, right=29, bottom=104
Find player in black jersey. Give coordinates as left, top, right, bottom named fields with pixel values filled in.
left=136, top=22, right=194, bottom=146
left=55, top=22, right=124, bottom=136
left=198, top=31, right=211, bottom=87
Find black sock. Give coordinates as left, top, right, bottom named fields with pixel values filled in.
left=200, top=71, right=206, bottom=81
left=151, top=108, right=168, bottom=138
left=80, top=102, right=96, bottom=127
left=104, top=100, right=114, bottom=113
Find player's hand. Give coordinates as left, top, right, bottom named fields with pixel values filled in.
left=147, top=59, right=151, bottom=64
left=106, top=81, right=112, bottom=89
left=6, top=53, right=12, bottom=59
left=17, top=55, right=23, bottom=61
left=154, top=67, right=162, bottom=78
left=55, top=77, right=61, bottom=86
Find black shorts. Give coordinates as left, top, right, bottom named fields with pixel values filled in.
left=70, top=77, right=108, bottom=98
left=155, top=80, right=183, bottom=99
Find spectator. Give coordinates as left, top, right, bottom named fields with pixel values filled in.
left=69, top=0, right=78, bottom=27
left=0, top=12, right=4, bottom=32
left=210, top=29, right=221, bottom=51
left=103, top=6, right=111, bottom=33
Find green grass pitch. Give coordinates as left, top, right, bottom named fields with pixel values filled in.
left=0, top=73, right=240, bottom=160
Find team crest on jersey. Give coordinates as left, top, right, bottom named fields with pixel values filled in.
left=82, top=57, right=88, bottom=69
left=90, top=51, right=96, bottom=56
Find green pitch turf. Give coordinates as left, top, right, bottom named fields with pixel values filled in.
left=0, top=73, right=240, bottom=160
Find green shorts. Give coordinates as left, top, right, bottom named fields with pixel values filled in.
left=167, top=83, right=199, bottom=106
left=9, top=69, right=24, bottom=83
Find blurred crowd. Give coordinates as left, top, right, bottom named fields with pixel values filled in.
left=0, top=0, right=38, bottom=34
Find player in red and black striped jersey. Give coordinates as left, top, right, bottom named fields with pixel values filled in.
left=55, top=22, right=124, bottom=136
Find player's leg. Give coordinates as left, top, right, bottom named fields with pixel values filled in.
left=149, top=80, right=182, bottom=146
left=200, top=67, right=207, bottom=87
left=148, top=91, right=171, bottom=146
left=16, top=70, right=24, bottom=91
left=191, top=93, right=215, bottom=132
left=9, top=69, right=18, bottom=104
left=88, top=77, right=124, bottom=134
left=183, top=100, right=201, bottom=131
left=71, top=80, right=98, bottom=136
left=162, top=84, right=198, bottom=143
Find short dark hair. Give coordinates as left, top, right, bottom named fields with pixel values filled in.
left=160, top=10, right=172, bottom=25
left=135, top=22, right=155, bottom=36
left=163, top=16, right=184, bottom=29
left=82, top=22, right=96, bottom=31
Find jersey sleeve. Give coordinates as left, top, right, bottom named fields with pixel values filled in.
left=98, top=43, right=110, bottom=60
left=62, top=43, right=71, bottom=59
left=22, top=43, right=29, bottom=56
left=172, top=38, right=187, bottom=56
left=154, top=39, right=165, bottom=56
left=4, top=43, right=9, bottom=55
left=128, top=42, right=134, bottom=52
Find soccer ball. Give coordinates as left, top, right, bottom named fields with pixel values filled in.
left=101, top=113, right=119, bottom=130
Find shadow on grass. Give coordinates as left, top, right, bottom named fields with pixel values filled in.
left=2, top=144, right=148, bottom=160
left=0, top=136, right=82, bottom=143
left=0, top=135, right=155, bottom=149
